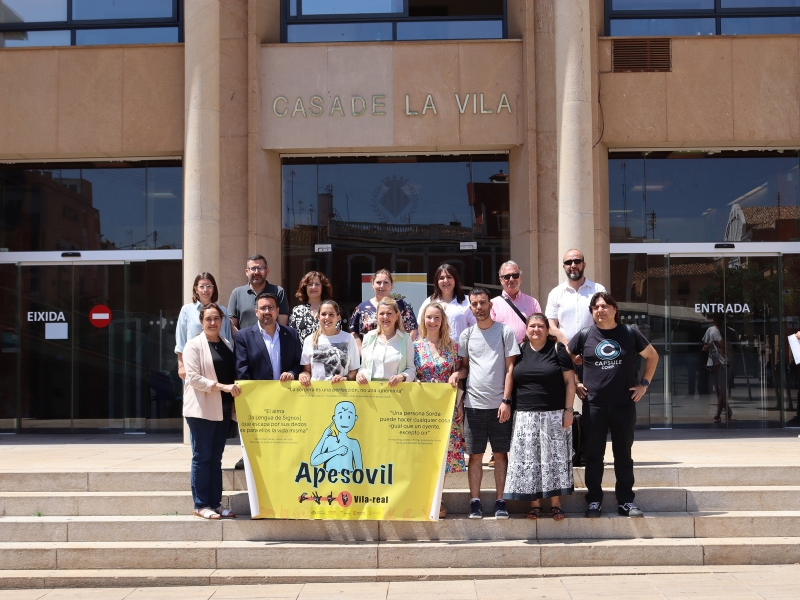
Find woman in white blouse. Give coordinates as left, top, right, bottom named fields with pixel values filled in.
left=417, top=264, right=475, bottom=343
left=356, top=297, right=415, bottom=386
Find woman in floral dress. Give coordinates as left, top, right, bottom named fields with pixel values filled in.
left=413, top=301, right=464, bottom=518
left=350, top=269, right=418, bottom=351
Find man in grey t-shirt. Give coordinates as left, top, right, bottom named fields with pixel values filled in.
left=228, top=254, right=289, bottom=331
left=452, top=287, right=519, bottom=520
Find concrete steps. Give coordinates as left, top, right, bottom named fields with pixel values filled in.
left=0, top=464, right=799, bottom=588
left=4, top=512, right=800, bottom=542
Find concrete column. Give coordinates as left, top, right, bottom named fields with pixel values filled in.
left=555, top=0, right=594, bottom=283
left=183, top=0, right=220, bottom=443
left=184, top=0, right=221, bottom=304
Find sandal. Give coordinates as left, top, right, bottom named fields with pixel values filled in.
left=439, top=505, right=447, bottom=519
left=194, top=507, right=221, bottom=520
left=552, top=506, right=566, bottom=521
left=527, top=506, right=542, bottom=520
left=215, top=507, right=236, bottom=519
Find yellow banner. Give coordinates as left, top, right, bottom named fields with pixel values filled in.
left=235, top=380, right=455, bottom=521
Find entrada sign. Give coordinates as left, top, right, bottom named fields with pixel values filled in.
left=272, top=92, right=513, bottom=118
left=694, top=303, right=750, bottom=313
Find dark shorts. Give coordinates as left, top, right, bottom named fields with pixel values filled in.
left=463, top=407, right=513, bottom=455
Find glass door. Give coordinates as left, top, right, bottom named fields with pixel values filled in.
left=667, top=255, right=782, bottom=428
left=18, top=262, right=126, bottom=432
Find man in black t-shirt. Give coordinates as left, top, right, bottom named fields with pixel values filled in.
left=568, top=292, right=659, bottom=519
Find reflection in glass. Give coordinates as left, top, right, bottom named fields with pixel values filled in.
left=0, top=163, right=182, bottom=252
left=290, top=0, right=297, bottom=17
left=408, top=0, right=504, bottom=16
left=75, top=26, right=178, bottom=45
left=301, top=0, right=403, bottom=14
left=610, top=17, right=715, bottom=35
left=609, top=152, right=800, bottom=243
left=0, top=29, right=70, bottom=47
left=722, top=0, right=800, bottom=6
left=0, top=264, right=17, bottom=432
left=281, top=156, right=509, bottom=322
left=397, top=20, right=504, bottom=40
left=782, top=254, right=800, bottom=426
left=287, top=22, right=392, bottom=42
left=722, top=17, right=800, bottom=34
left=612, top=0, right=713, bottom=9
left=72, top=0, right=173, bottom=20
left=0, top=0, right=67, bottom=23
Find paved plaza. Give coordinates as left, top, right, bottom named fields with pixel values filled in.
left=0, top=567, right=798, bottom=599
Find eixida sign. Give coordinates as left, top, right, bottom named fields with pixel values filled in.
left=272, top=92, right=513, bottom=118
left=695, top=303, right=751, bottom=314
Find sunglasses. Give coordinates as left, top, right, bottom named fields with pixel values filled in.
left=563, top=259, right=584, bottom=266
left=500, top=273, right=521, bottom=281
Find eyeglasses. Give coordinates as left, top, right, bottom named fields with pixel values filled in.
left=500, top=273, right=521, bottom=281
left=248, top=266, right=266, bottom=273
left=563, top=259, right=584, bottom=266
left=196, top=285, right=215, bottom=290
left=258, top=305, right=278, bottom=312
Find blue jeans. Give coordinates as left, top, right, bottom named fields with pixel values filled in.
left=186, top=413, right=231, bottom=510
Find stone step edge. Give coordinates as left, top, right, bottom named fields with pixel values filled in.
left=4, top=485, right=800, bottom=497
left=3, top=536, right=800, bottom=548
left=3, top=510, right=800, bottom=522
left=0, top=564, right=798, bottom=589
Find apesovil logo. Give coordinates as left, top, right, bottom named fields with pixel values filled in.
left=596, top=339, right=621, bottom=361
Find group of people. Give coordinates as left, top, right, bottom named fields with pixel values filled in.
left=177, top=250, right=659, bottom=523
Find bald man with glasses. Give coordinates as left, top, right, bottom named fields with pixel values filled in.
left=546, top=249, right=606, bottom=346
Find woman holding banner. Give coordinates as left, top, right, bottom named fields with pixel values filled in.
left=350, top=269, right=418, bottom=350
left=299, top=300, right=360, bottom=386
left=183, top=303, right=241, bottom=520
left=414, top=302, right=464, bottom=518
left=504, top=313, right=575, bottom=521
left=356, top=297, right=415, bottom=386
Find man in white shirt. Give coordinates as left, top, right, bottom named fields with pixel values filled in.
left=546, top=249, right=606, bottom=345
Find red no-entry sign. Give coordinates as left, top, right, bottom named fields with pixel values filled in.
left=89, top=305, right=112, bottom=328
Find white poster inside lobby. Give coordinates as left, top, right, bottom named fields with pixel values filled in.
left=362, top=273, right=428, bottom=315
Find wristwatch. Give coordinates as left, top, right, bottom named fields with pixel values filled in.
left=565, top=407, right=574, bottom=413
left=640, top=379, right=650, bottom=388
left=502, top=398, right=512, bottom=406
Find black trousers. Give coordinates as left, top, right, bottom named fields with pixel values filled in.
left=583, top=402, right=636, bottom=505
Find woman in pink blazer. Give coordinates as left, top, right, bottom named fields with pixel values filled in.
left=183, top=303, right=241, bottom=520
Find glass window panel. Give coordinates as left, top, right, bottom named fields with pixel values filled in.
left=611, top=0, right=713, bottom=9
left=75, top=27, right=179, bottom=45
left=0, top=0, right=66, bottom=23
left=722, top=1, right=800, bottom=7
left=290, top=0, right=297, bottom=17
left=72, top=0, right=174, bottom=20
left=397, top=19, right=503, bottom=40
left=0, top=163, right=182, bottom=252
left=0, top=29, right=70, bottom=47
left=281, top=156, right=509, bottom=318
left=610, top=17, right=715, bottom=35
left=408, top=0, right=504, bottom=17
left=722, top=17, right=800, bottom=35
left=300, top=0, right=403, bottom=15
left=609, top=153, right=800, bottom=243
left=287, top=22, right=392, bottom=42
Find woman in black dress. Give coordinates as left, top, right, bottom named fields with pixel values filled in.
left=503, top=313, right=575, bottom=520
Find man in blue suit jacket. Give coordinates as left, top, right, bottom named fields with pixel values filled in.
left=233, top=292, right=302, bottom=470
left=235, top=292, right=302, bottom=382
